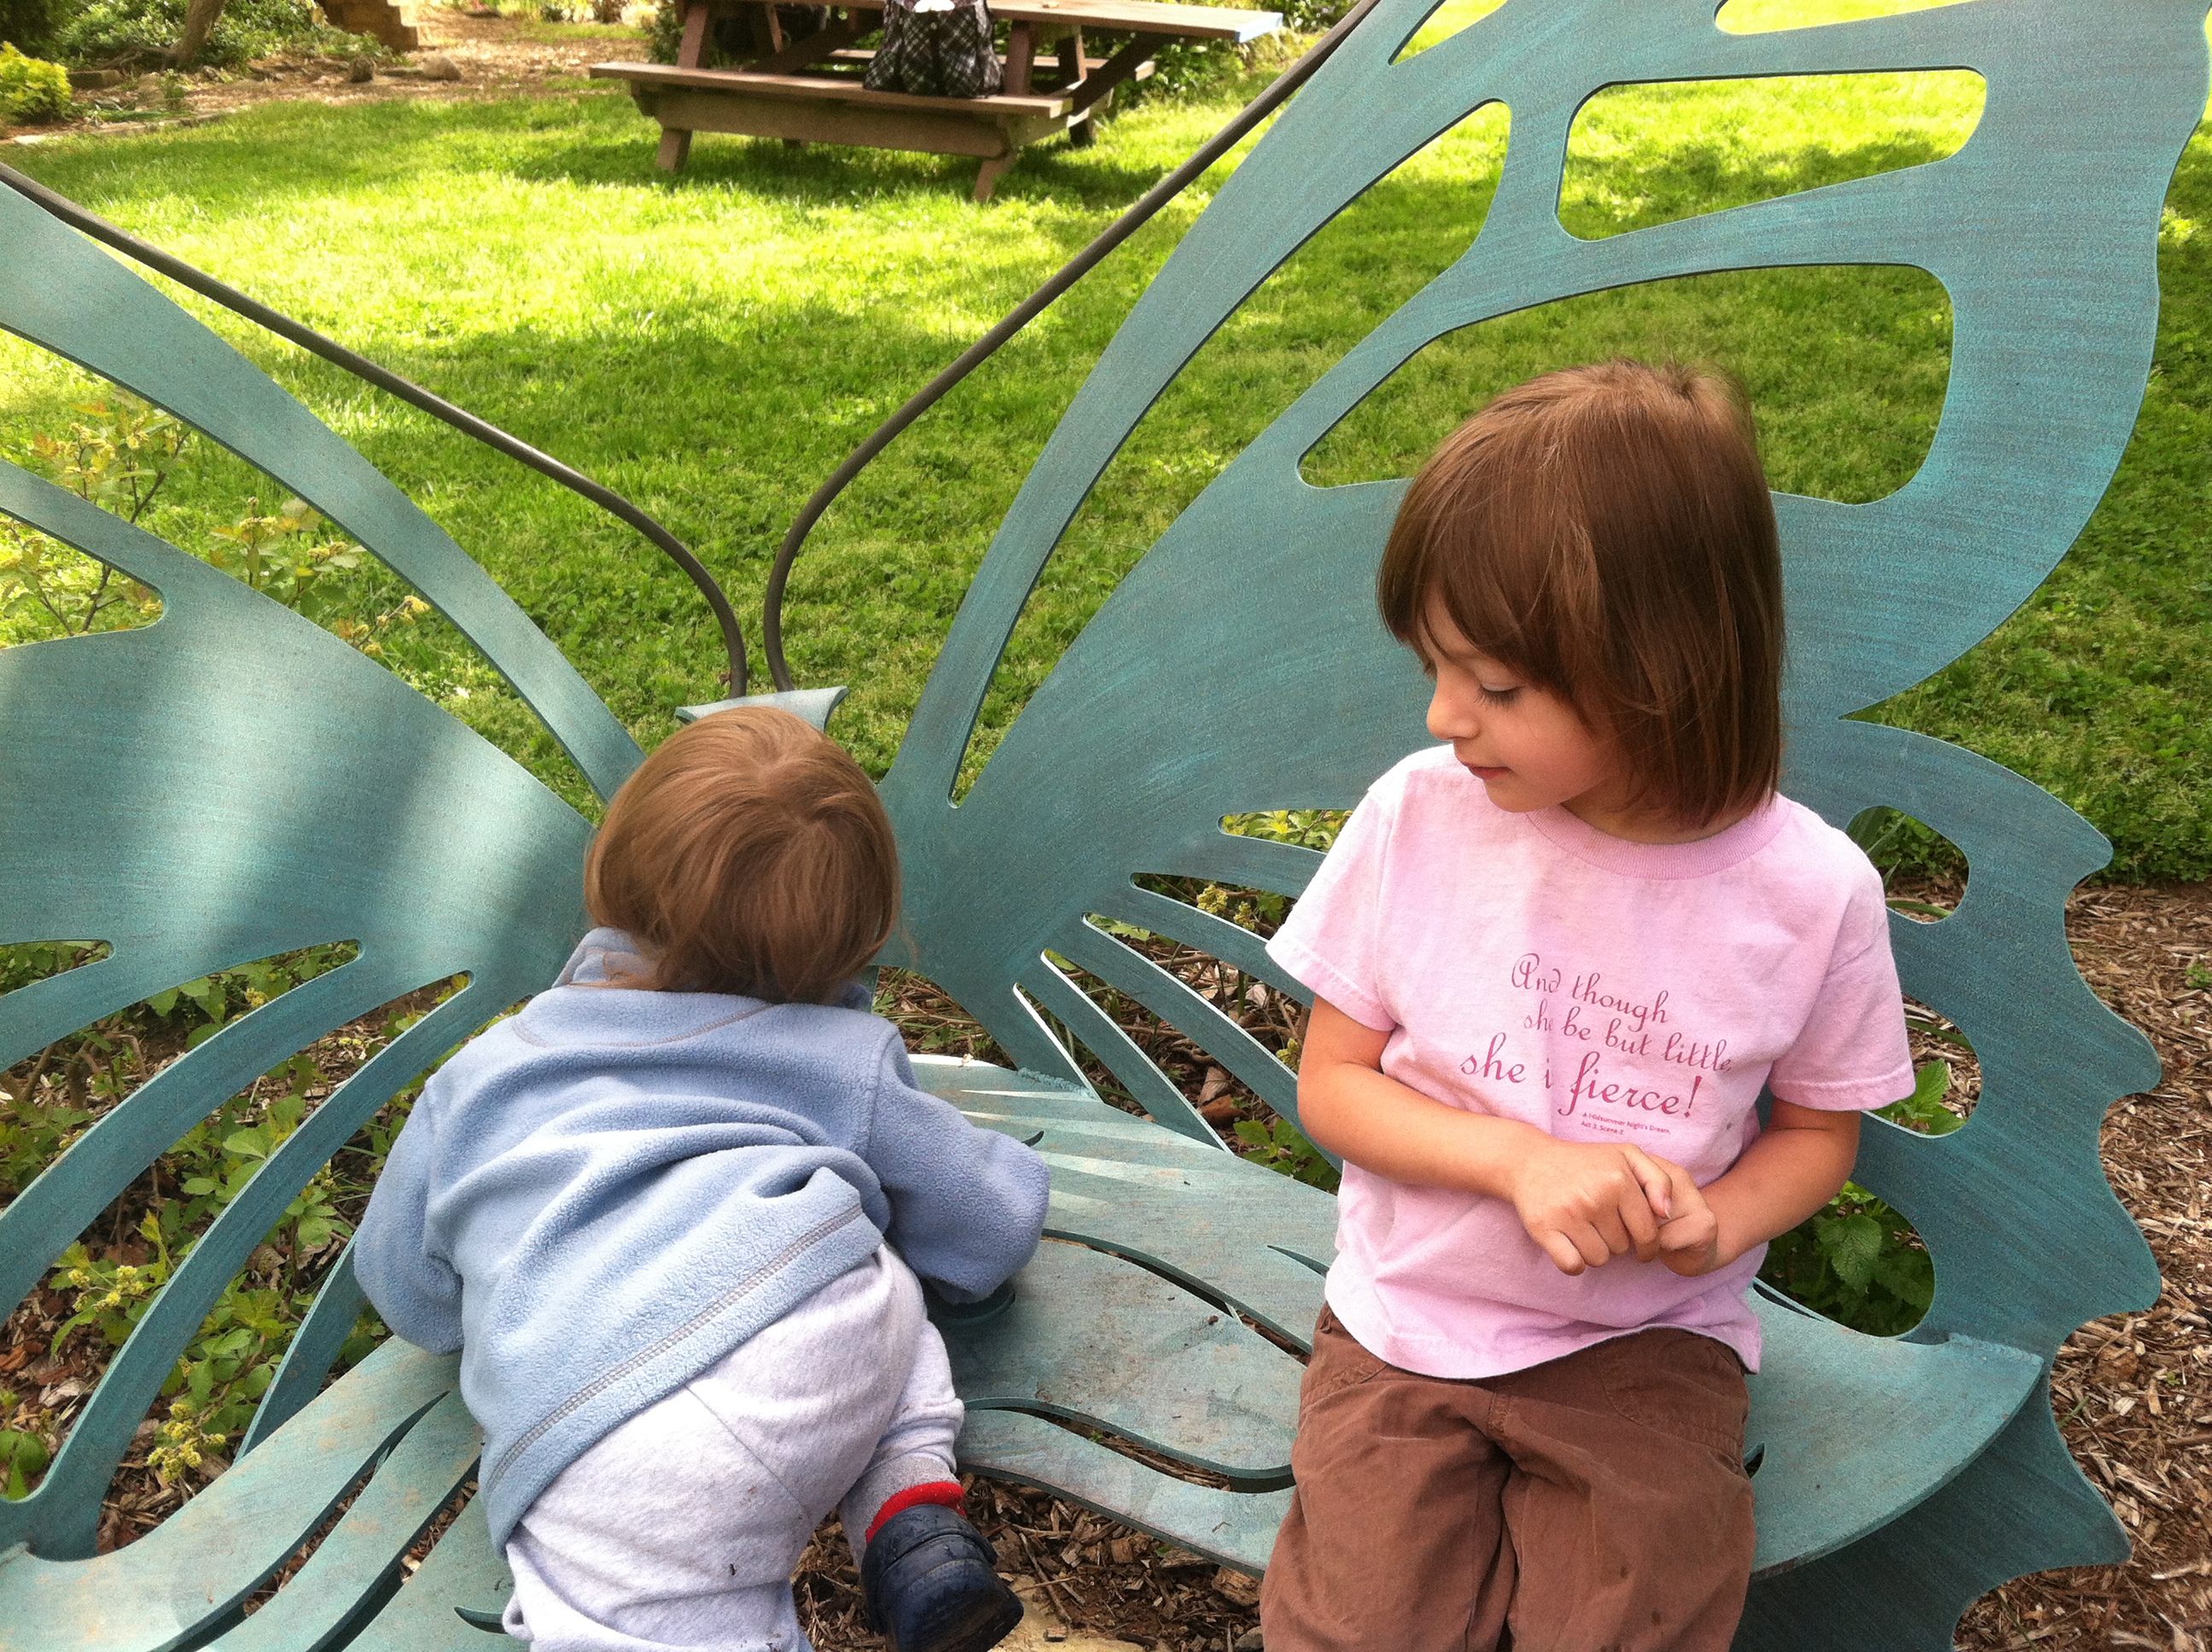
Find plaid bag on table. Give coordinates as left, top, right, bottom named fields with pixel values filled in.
left=864, top=0, right=1003, bottom=96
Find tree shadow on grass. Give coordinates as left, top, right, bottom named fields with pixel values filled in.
left=1561, top=130, right=1967, bottom=239
left=504, top=117, right=1174, bottom=211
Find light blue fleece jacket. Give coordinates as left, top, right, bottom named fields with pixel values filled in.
left=353, top=928, right=1051, bottom=1550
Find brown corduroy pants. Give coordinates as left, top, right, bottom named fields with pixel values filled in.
left=1259, top=1306, right=1755, bottom=1652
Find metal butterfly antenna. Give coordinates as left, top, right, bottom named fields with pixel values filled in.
left=0, top=0, right=1379, bottom=701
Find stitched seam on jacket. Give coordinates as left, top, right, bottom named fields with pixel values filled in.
left=511, top=999, right=773, bottom=1049
left=483, top=1202, right=870, bottom=1493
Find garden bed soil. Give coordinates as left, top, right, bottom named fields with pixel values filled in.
left=1, top=881, right=2204, bottom=1649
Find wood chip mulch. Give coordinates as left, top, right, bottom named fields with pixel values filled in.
left=1950, top=881, right=2212, bottom=1652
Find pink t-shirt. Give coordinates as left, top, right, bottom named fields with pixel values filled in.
left=1266, top=745, right=1913, bottom=1379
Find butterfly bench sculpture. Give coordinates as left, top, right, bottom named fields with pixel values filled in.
left=0, top=1, right=2200, bottom=1647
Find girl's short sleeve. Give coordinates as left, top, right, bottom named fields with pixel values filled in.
left=1266, top=785, right=1400, bottom=1033
left=1767, top=868, right=1916, bottom=1112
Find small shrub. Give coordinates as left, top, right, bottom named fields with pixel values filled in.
left=0, top=0, right=68, bottom=55
left=2, top=393, right=428, bottom=656
left=1846, top=803, right=1962, bottom=888
left=647, top=0, right=678, bottom=58
left=1, top=951, right=464, bottom=1499
left=52, top=0, right=341, bottom=69
left=1756, top=1061, right=1959, bottom=1335
left=0, top=42, right=71, bottom=120
left=1758, top=1183, right=1935, bottom=1335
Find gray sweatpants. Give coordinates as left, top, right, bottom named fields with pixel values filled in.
left=502, top=1246, right=965, bottom=1652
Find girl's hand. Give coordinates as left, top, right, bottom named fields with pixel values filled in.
left=1507, top=1139, right=1676, bottom=1276
left=1653, top=1165, right=1723, bottom=1277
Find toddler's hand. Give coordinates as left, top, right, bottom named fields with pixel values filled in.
left=1508, top=1139, right=1675, bottom=1276
left=1652, top=1161, right=1723, bottom=1277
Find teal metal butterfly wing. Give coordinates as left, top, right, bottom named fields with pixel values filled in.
left=878, top=0, right=2202, bottom=1642
left=0, top=177, right=626, bottom=1644
left=0, top=2, right=2196, bottom=1648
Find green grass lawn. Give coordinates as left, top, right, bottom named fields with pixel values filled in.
left=2, top=0, right=2207, bottom=877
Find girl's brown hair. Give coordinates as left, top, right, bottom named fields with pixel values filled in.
left=584, top=707, right=899, bottom=1003
left=1377, top=358, right=1784, bottom=829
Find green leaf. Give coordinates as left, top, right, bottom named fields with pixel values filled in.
left=1873, top=1244, right=1936, bottom=1311
left=0, top=1430, right=48, bottom=1500
left=1815, top=1213, right=1884, bottom=1291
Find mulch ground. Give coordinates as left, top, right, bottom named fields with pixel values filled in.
left=1947, top=883, right=2212, bottom=1652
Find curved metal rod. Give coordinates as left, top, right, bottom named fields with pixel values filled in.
left=760, top=0, right=1385, bottom=691
left=0, top=159, right=752, bottom=695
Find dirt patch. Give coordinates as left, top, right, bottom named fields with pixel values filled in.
left=5, top=7, right=648, bottom=141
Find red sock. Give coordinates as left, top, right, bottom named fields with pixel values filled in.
left=864, top=1480, right=967, bottom=1543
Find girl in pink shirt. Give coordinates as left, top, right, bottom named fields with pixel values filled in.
left=1258, top=360, right=1913, bottom=1652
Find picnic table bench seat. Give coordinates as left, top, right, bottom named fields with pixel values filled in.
left=590, top=0, right=1275, bottom=198
left=0, top=1, right=2202, bottom=1649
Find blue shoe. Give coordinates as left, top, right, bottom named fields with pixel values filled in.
left=860, top=1503, right=1024, bottom=1652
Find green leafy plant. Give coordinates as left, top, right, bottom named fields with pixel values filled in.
left=0, top=0, right=70, bottom=55
left=52, top=0, right=363, bottom=69
left=1, top=396, right=431, bottom=658
left=1875, top=1054, right=1966, bottom=1139
left=0, top=944, right=433, bottom=1498
left=31, top=395, right=188, bottom=520
left=1758, top=1060, right=1958, bottom=1335
left=1846, top=804, right=1961, bottom=896
left=49, top=1224, right=308, bottom=1486
left=1758, top=1182, right=1935, bottom=1337
left=0, top=41, right=70, bottom=119
left=205, top=497, right=362, bottom=616
left=0, top=1415, right=49, bottom=1500
left=144, top=942, right=357, bottom=1044
left=1231, top=1114, right=1339, bottom=1191
left=1191, top=811, right=1347, bottom=934
left=0, top=397, right=183, bottom=643
left=0, top=938, right=109, bottom=996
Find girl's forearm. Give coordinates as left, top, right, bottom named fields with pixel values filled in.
left=1298, top=1056, right=1542, bottom=1198
left=1698, top=1110, right=1861, bottom=1268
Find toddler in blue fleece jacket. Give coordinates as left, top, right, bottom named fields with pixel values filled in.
left=355, top=707, right=1049, bottom=1652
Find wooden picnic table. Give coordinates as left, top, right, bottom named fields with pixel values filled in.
left=590, top=0, right=1279, bottom=200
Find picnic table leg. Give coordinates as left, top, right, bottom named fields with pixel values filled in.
left=1003, top=20, right=1036, bottom=96
left=655, top=0, right=714, bottom=172
left=974, top=149, right=1018, bottom=201
left=1058, top=25, right=1093, bottom=143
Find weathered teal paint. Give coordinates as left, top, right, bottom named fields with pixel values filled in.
left=0, top=0, right=2198, bottom=1645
